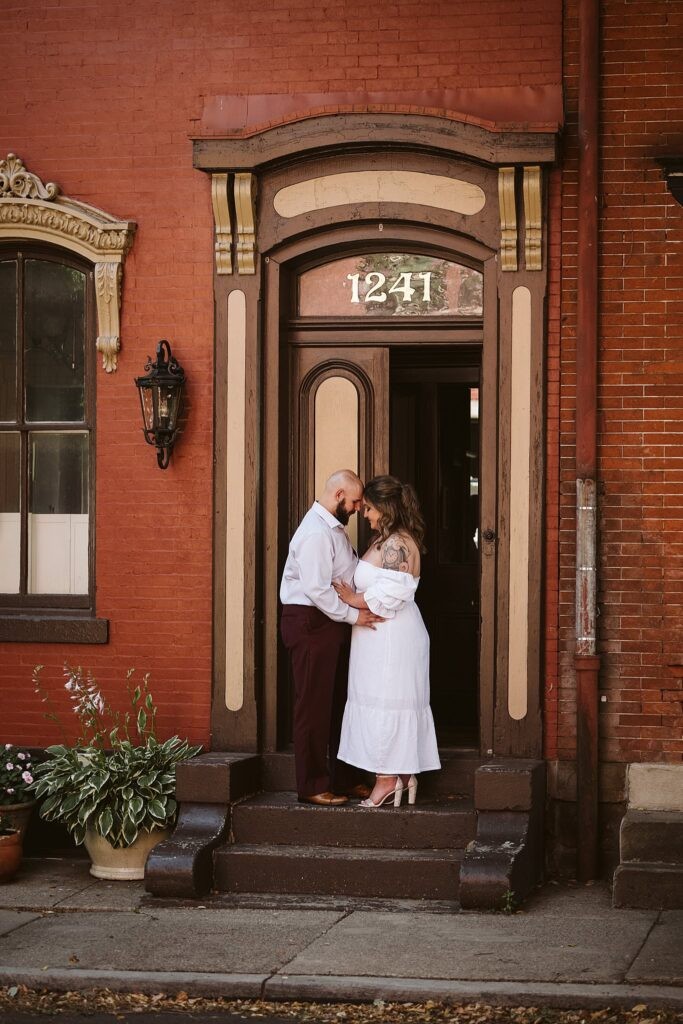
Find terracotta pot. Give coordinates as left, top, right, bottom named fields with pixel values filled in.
left=84, top=826, right=170, bottom=880
left=0, top=831, right=22, bottom=882
left=0, top=801, right=37, bottom=843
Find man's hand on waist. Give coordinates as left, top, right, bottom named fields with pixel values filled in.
left=356, top=608, right=384, bottom=629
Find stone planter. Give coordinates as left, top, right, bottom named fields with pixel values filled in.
left=0, top=831, right=22, bottom=882
left=1, top=801, right=37, bottom=843
left=84, top=826, right=170, bottom=880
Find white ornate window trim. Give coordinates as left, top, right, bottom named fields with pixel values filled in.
left=0, top=154, right=136, bottom=372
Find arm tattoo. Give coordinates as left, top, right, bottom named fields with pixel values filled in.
left=381, top=537, right=409, bottom=572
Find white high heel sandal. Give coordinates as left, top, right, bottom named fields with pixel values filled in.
left=407, top=774, right=418, bottom=805
left=359, top=775, right=405, bottom=808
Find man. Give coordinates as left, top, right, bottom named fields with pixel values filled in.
left=280, top=469, right=382, bottom=805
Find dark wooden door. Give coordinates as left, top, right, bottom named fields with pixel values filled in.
left=280, top=343, right=389, bottom=743
left=390, top=351, right=481, bottom=745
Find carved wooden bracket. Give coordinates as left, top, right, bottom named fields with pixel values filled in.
left=94, top=262, right=123, bottom=373
left=498, top=167, right=518, bottom=272
left=0, top=154, right=136, bottom=373
left=234, top=172, right=257, bottom=275
left=208, top=171, right=258, bottom=275
left=523, top=166, right=542, bottom=271
left=211, top=173, right=232, bottom=274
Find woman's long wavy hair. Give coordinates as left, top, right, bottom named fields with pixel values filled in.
left=364, top=475, right=426, bottom=553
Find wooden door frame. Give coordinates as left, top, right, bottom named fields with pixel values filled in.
left=201, top=117, right=552, bottom=761
left=262, top=224, right=499, bottom=756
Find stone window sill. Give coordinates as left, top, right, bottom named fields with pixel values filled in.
left=0, top=616, right=109, bottom=644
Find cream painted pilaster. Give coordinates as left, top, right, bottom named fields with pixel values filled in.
left=210, top=175, right=261, bottom=750
left=493, top=165, right=546, bottom=757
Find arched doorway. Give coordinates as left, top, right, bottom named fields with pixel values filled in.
left=276, top=238, right=495, bottom=750
left=197, top=111, right=553, bottom=765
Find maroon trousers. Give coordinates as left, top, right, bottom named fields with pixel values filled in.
left=280, top=604, right=363, bottom=798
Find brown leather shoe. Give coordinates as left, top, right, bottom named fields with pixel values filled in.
left=298, top=791, right=348, bottom=806
left=344, top=783, right=372, bottom=800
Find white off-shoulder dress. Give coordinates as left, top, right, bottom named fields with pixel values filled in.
left=337, top=559, right=441, bottom=775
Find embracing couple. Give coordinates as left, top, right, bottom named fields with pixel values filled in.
left=280, top=469, right=441, bottom=809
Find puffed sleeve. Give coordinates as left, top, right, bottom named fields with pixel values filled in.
left=362, top=571, right=418, bottom=619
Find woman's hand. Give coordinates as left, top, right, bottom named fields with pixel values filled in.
left=333, top=580, right=366, bottom=609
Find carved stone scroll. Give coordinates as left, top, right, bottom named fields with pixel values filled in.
left=234, top=172, right=257, bottom=275
left=0, top=153, right=59, bottom=200
left=498, top=167, right=518, bottom=272
left=211, top=173, right=232, bottom=274
left=0, top=155, right=136, bottom=373
left=95, top=262, right=122, bottom=373
left=523, top=165, right=542, bottom=271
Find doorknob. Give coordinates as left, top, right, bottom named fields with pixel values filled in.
left=482, top=528, right=497, bottom=543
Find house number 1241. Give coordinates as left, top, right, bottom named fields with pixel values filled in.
left=346, top=271, right=432, bottom=304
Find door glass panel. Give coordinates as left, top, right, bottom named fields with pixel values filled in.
left=0, top=432, right=21, bottom=593
left=28, top=431, right=89, bottom=594
left=314, top=375, right=359, bottom=548
left=24, top=260, right=86, bottom=422
left=298, top=254, right=483, bottom=318
left=0, top=261, right=18, bottom=422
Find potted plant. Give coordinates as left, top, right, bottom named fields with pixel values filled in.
left=0, top=745, right=37, bottom=842
left=0, top=814, right=22, bottom=882
left=29, top=665, right=201, bottom=879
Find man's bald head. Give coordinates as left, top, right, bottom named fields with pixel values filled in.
left=325, top=469, right=362, bottom=493
left=319, top=470, right=364, bottom=525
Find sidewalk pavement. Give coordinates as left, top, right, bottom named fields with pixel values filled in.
left=0, top=858, right=681, bottom=1010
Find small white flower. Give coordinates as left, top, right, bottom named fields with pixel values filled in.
left=21, top=771, right=33, bottom=784
left=17, top=753, right=26, bottom=761
left=5, top=763, right=13, bottom=771
left=7, top=788, right=14, bottom=794
left=4, top=744, right=10, bottom=750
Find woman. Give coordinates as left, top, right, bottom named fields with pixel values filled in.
left=334, top=475, right=440, bottom=808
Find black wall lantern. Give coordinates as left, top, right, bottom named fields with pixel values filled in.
left=134, top=339, right=185, bottom=469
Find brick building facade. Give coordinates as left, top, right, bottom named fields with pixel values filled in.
left=1, top=0, right=681, bottom=906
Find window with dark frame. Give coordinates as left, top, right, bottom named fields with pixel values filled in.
left=0, top=245, right=95, bottom=612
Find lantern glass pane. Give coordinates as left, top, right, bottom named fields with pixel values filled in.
left=139, top=385, right=155, bottom=433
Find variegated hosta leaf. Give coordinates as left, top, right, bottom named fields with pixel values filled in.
left=30, top=736, right=201, bottom=847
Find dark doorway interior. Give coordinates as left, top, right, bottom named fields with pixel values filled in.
left=390, top=347, right=480, bottom=746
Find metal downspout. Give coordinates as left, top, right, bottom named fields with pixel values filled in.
left=575, top=0, right=601, bottom=882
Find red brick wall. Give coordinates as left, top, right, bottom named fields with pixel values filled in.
left=554, top=0, right=683, bottom=768
left=0, top=1, right=563, bottom=747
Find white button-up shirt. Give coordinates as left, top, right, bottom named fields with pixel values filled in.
left=280, top=501, right=359, bottom=625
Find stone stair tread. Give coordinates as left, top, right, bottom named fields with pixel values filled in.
left=237, top=791, right=474, bottom=811
left=613, top=861, right=683, bottom=909
left=230, top=790, right=476, bottom=850
left=214, top=842, right=462, bottom=898
left=620, top=809, right=683, bottom=866
left=219, top=843, right=463, bottom=861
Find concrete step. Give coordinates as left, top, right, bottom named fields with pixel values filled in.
left=619, top=810, right=683, bottom=865
left=231, top=791, right=476, bottom=850
left=214, top=843, right=463, bottom=899
left=613, top=862, right=683, bottom=910
left=261, top=749, right=482, bottom=798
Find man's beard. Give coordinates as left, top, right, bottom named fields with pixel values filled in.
left=334, top=500, right=351, bottom=525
